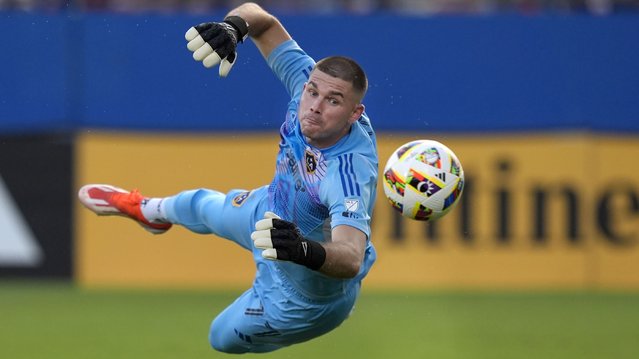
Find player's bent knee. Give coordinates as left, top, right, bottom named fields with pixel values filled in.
left=210, top=339, right=248, bottom=354
left=209, top=320, right=254, bottom=354
left=209, top=329, right=248, bottom=354
left=209, top=322, right=282, bottom=354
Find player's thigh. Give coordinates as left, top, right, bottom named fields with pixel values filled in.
left=262, top=286, right=360, bottom=345
left=209, top=283, right=359, bottom=353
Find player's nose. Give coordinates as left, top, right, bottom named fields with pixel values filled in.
left=309, top=97, right=322, bottom=113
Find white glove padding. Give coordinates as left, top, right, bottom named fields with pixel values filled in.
left=251, top=212, right=327, bottom=270
left=251, top=211, right=281, bottom=260
left=184, top=22, right=238, bottom=77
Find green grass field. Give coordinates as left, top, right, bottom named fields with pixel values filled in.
left=1, top=281, right=638, bottom=359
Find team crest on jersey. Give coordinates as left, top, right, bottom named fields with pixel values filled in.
left=232, top=191, right=252, bottom=207
left=305, top=149, right=317, bottom=174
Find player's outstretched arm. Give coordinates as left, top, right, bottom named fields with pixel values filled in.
left=251, top=212, right=366, bottom=279
left=185, top=2, right=291, bottom=76
left=226, top=2, right=292, bottom=60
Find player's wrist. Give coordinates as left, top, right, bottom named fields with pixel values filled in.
left=223, top=16, right=249, bottom=43
left=297, top=240, right=326, bottom=271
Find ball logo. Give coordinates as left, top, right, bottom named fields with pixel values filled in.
left=409, top=170, right=442, bottom=196
left=416, top=181, right=435, bottom=194
left=424, top=148, right=441, bottom=166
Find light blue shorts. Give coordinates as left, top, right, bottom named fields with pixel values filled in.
left=163, top=186, right=359, bottom=353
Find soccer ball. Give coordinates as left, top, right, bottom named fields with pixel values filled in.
left=382, top=140, right=464, bottom=221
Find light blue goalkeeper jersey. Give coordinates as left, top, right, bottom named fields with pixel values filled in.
left=258, top=40, right=378, bottom=299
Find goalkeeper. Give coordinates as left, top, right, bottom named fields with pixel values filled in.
left=79, top=1, right=378, bottom=354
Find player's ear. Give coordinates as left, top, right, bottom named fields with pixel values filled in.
left=349, top=103, right=364, bottom=123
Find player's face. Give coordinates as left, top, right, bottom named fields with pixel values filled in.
left=298, top=70, right=364, bottom=149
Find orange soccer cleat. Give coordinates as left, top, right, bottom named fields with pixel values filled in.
left=78, top=184, right=172, bottom=234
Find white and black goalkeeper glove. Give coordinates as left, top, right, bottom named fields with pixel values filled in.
left=184, top=16, right=249, bottom=77
left=251, top=212, right=327, bottom=271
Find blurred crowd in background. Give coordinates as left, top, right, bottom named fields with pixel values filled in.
left=1, top=0, right=638, bottom=14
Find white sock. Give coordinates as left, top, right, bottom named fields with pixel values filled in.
left=140, top=197, right=170, bottom=224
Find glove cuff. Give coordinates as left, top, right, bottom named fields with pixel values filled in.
left=301, top=240, right=326, bottom=271
left=223, top=15, right=249, bottom=43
